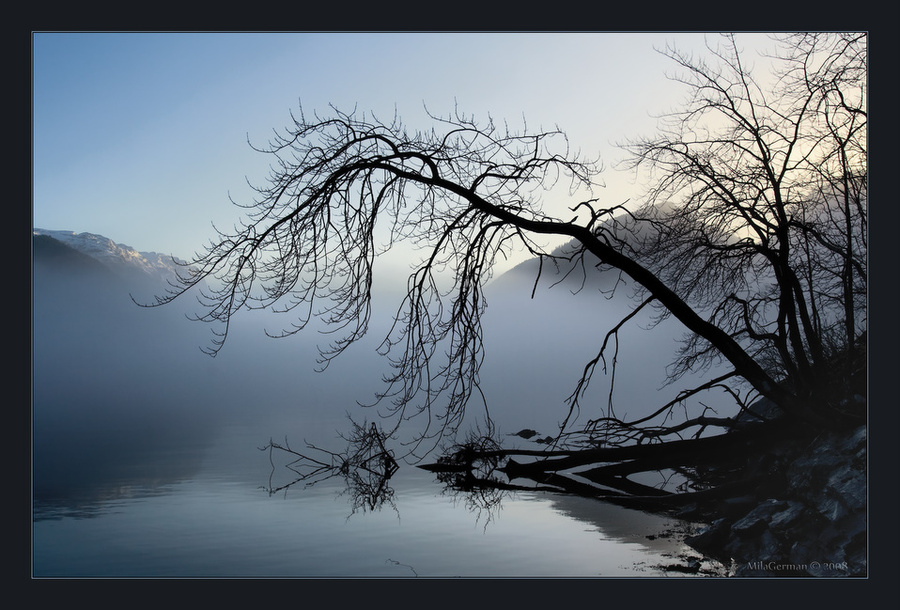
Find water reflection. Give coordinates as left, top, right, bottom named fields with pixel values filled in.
left=33, top=409, right=721, bottom=576
left=262, top=420, right=400, bottom=516
left=425, top=464, right=722, bottom=575
left=257, top=423, right=723, bottom=575
left=33, top=395, right=215, bottom=521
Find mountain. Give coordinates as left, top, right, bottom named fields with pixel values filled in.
left=487, top=237, right=613, bottom=297
left=33, top=229, right=188, bottom=288
left=32, top=228, right=206, bottom=363
left=485, top=212, right=656, bottom=297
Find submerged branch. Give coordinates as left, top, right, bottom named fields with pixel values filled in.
left=261, top=419, right=400, bottom=515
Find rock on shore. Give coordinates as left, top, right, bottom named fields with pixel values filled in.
left=685, top=424, right=866, bottom=577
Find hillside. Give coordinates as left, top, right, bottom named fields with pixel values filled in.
left=33, top=228, right=188, bottom=292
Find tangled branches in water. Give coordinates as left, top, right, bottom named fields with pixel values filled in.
left=261, top=419, right=399, bottom=515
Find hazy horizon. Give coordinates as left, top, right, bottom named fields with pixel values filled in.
left=33, top=32, right=779, bottom=276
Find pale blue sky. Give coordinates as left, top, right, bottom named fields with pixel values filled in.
left=33, top=32, right=776, bottom=270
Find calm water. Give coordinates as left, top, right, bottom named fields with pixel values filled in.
left=33, top=253, right=729, bottom=578
left=32, top=409, right=717, bottom=578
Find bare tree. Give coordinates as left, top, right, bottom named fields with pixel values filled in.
left=152, top=34, right=865, bottom=471
left=610, top=33, right=866, bottom=435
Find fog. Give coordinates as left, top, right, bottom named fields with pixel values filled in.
left=32, top=248, right=391, bottom=511
left=479, top=256, right=738, bottom=438
left=33, top=240, right=737, bottom=513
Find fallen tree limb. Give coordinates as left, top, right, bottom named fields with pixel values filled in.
left=495, top=421, right=793, bottom=481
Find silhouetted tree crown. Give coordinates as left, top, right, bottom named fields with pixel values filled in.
left=154, top=33, right=866, bottom=453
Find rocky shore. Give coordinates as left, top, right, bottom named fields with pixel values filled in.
left=682, top=422, right=867, bottom=577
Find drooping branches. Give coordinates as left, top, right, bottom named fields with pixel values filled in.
left=153, top=34, right=865, bottom=457
left=152, top=106, right=615, bottom=452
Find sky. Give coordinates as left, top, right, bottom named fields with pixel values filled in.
left=32, top=32, right=779, bottom=274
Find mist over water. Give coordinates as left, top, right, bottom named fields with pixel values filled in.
left=33, top=237, right=736, bottom=508
left=478, top=257, right=738, bottom=439
left=32, top=250, right=370, bottom=511
left=32, top=238, right=724, bottom=576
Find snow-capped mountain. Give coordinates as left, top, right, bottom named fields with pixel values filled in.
left=33, top=228, right=188, bottom=285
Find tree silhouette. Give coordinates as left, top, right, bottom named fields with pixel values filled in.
left=152, top=34, right=865, bottom=475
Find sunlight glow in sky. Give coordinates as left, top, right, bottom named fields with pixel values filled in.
left=32, top=32, right=777, bottom=272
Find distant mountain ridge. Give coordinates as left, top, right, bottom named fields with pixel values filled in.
left=487, top=231, right=625, bottom=297
left=33, top=228, right=188, bottom=285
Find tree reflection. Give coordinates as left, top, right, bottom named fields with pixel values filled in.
left=261, top=419, right=399, bottom=516
left=422, top=430, right=560, bottom=527
left=419, top=420, right=796, bottom=524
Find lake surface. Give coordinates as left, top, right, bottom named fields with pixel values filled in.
left=32, top=405, right=720, bottom=578
left=32, top=252, right=730, bottom=578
